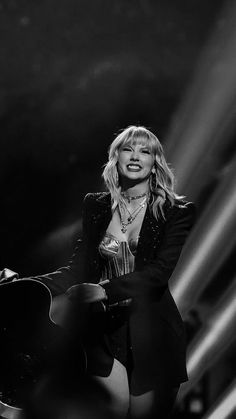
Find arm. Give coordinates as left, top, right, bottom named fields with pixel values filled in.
left=1, top=194, right=107, bottom=302
left=0, top=241, right=87, bottom=297
left=103, top=202, right=196, bottom=304
left=29, top=240, right=86, bottom=296
left=24, top=194, right=92, bottom=296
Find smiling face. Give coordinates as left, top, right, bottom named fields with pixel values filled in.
left=117, top=138, right=155, bottom=185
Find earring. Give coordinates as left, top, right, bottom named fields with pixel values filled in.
left=115, top=168, right=119, bottom=186
left=151, top=171, right=158, bottom=190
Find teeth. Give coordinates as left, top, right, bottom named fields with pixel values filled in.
left=128, top=164, right=141, bottom=168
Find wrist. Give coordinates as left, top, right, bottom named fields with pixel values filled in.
left=99, top=284, right=108, bottom=300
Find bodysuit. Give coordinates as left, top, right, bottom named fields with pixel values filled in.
left=84, top=233, right=138, bottom=375
left=84, top=233, right=139, bottom=374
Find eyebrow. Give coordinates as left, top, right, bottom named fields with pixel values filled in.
left=123, top=142, right=150, bottom=149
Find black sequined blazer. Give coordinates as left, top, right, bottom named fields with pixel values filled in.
left=36, top=192, right=196, bottom=392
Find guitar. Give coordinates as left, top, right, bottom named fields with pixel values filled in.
left=0, top=279, right=87, bottom=413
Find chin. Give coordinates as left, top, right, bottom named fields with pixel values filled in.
left=124, top=176, right=146, bottom=185
left=125, top=173, right=142, bottom=180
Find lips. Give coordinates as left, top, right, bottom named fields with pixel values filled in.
left=127, top=164, right=142, bottom=170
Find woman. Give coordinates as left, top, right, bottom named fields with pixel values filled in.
left=1, top=126, right=195, bottom=418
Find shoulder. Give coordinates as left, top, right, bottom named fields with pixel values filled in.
left=83, top=192, right=111, bottom=208
left=165, top=198, right=195, bottom=212
left=164, top=198, right=196, bottom=226
left=173, top=199, right=195, bottom=212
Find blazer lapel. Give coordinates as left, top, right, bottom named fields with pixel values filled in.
left=135, top=203, right=166, bottom=268
left=90, top=192, right=112, bottom=245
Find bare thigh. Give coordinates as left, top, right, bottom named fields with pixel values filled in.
left=94, top=358, right=130, bottom=419
left=130, top=386, right=179, bottom=419
left=130, top=391, right=155, bottom=419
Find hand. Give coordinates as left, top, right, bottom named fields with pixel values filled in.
left=66, top=283, right=108, bottom=304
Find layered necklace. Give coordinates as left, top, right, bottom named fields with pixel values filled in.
left=119, top=192, right=148, bottom=234
left=121, top=191, right=147, bottom=204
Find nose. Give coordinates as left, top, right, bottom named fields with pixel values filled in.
left=130, top=149, right=139, bottom=160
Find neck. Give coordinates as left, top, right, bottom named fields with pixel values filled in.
left=120, top=179, right=149, bottom=197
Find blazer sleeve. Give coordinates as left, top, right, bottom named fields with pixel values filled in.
left=26, top=194, right=92, bottom=296
left=103, top=202, right=196, bottom=304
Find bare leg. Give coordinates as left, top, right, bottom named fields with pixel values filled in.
left=130, top=391, right=155, bottom=419
left=94, top=358, right=130, bottom=419
left=130, top=386, right=179, bottom=419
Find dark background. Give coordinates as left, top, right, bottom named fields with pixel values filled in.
left=0, top=0, right=225, bottom=272
left=1, top=1, right=235, bottom=417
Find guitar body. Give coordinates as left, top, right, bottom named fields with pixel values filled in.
left=0, top=279, right=87, bottom=410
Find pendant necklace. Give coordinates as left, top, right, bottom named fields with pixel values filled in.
left=119, top=196, right=147, bottom=234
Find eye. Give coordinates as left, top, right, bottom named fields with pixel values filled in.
left=122, top=146, right=132, bottom=151
left=142, top=149, right=151, bottom=154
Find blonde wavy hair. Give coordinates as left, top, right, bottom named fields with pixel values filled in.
left=102, top=125, right=184, bottom=220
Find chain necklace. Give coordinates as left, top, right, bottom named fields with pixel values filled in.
left=121, top=191, right=147, bottom=204
left=119, top=196, right=147, bottom=234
